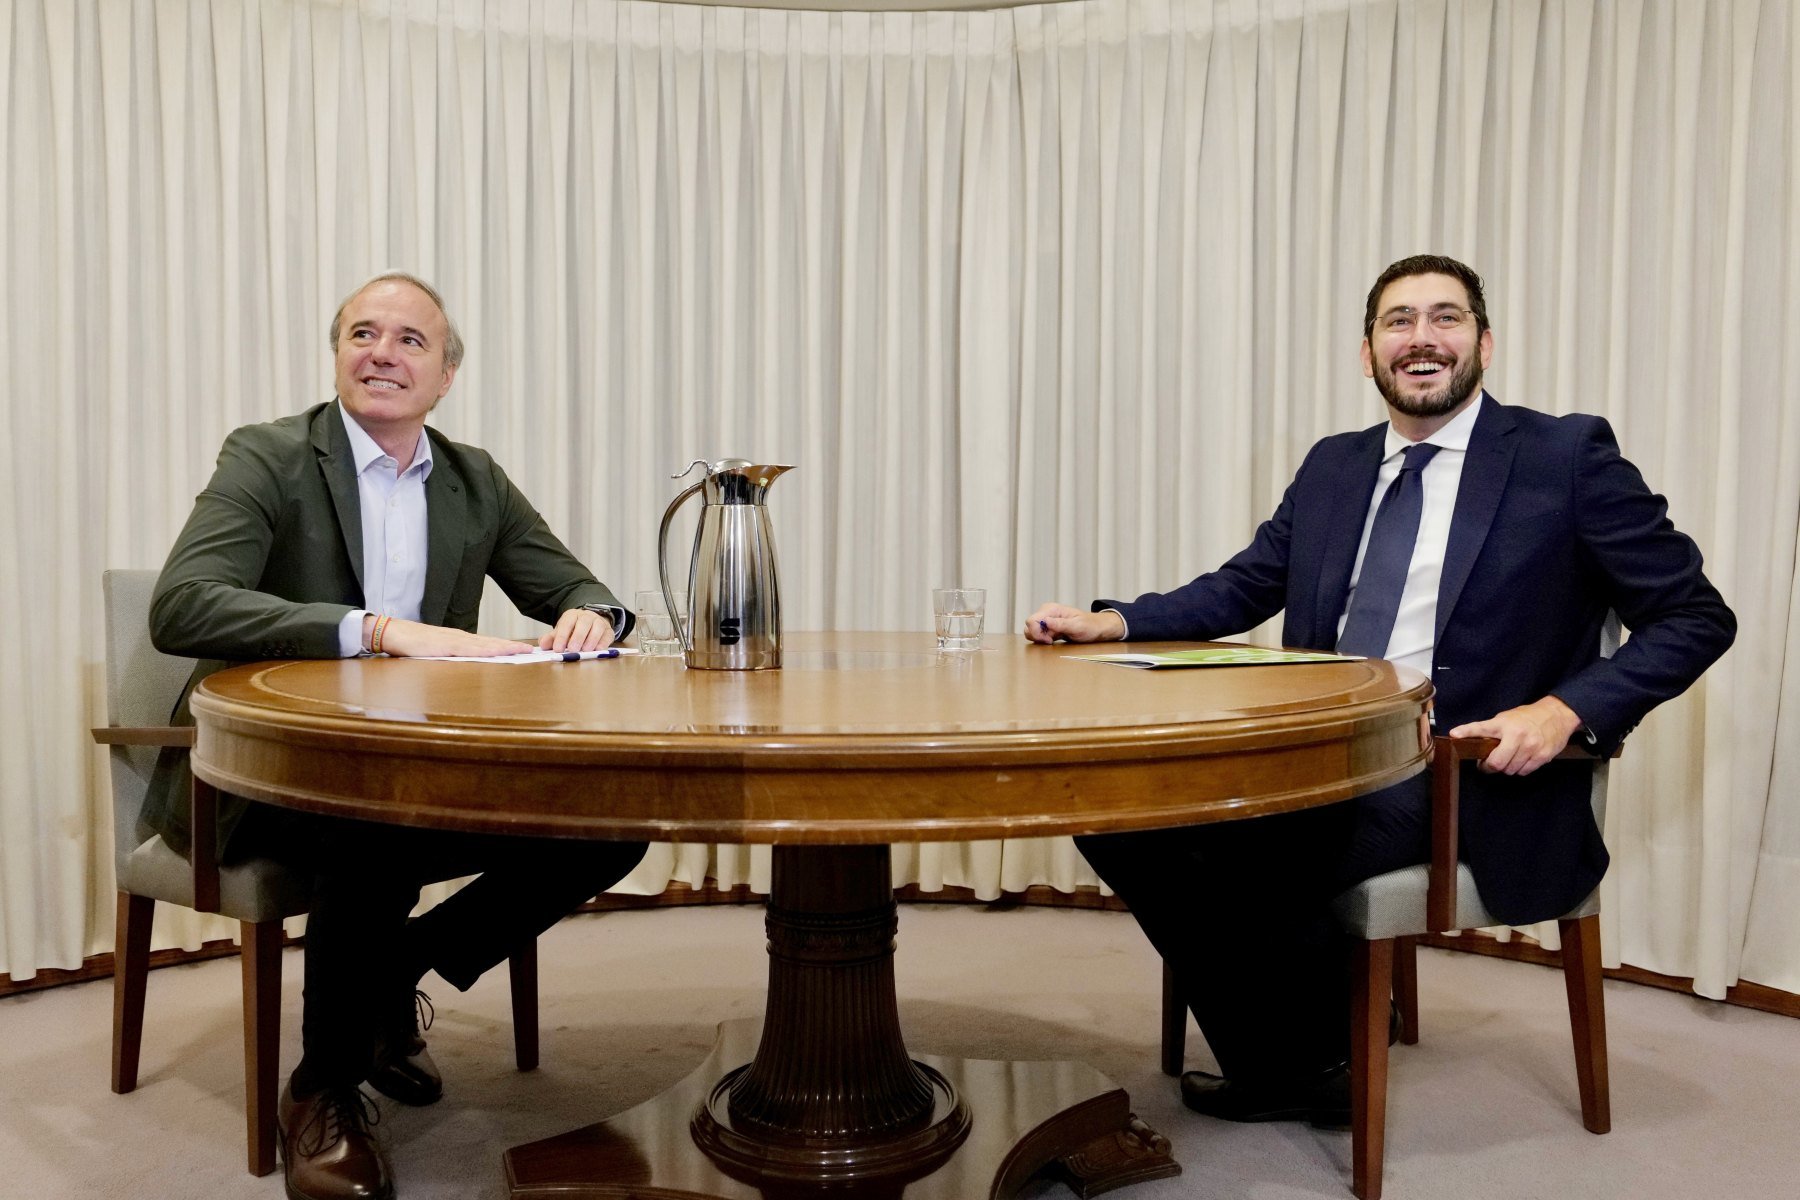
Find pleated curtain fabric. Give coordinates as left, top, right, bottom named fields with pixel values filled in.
left=3, top=0, right=1796, bottom=1001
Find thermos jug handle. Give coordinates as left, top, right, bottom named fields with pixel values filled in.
left=656, top=462, right=710, bottom=654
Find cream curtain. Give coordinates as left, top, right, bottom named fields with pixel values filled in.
left=4, top=0, right=1794, bottom=1000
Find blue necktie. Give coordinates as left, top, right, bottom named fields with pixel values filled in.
left=1337, top=442, right=1441, bottom=659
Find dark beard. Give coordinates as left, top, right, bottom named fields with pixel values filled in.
left=1373, top=352, right=1483, bottom=418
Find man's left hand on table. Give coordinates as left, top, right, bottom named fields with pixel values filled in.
left=540, top=607, right=616, bottom=653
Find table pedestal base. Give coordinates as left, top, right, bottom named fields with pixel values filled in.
left=508, top=846, right=1176, bottom=1197
left=503, top=1018, right=1178, bottom=1199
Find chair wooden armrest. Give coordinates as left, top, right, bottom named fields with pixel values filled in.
left=1425, top=735, right=1617, bottom=932
left=91, top=726, right=196, bottom=748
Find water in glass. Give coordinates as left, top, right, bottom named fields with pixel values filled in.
left=935, top=608, right=984, bottom=651
left=635, top=589, right=685, bottom=657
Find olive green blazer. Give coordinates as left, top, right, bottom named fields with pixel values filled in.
left=142, top=400, right=626, bottom=857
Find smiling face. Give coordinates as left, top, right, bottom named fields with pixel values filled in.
left=1361, top=272, right=1494, bottom=431
left=332, top=278, right=457, bottom=445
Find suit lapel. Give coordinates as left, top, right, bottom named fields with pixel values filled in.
left=314, top=403, right=366, bottom=597
left=421, top=433, right=466, bottom=626
left=1436, top=396, right=1517, bottom=644
left=1311, top=425, right=1387, bottom=647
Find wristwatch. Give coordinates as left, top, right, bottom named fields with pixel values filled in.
left=579, top=603, right=628, bottom=637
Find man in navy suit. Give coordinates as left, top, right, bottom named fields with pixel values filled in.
left=1024, top=254, right=1734, bottom=1124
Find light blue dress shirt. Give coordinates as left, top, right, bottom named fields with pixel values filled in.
left=334, top=407, right=433, bottom=656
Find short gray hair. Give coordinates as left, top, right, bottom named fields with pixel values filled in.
left=328, top=270, right=466, bottom=369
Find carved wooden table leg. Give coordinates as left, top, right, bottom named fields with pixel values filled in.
left=692, top=845, right=970, bottom=1181
left=503, top=844, right=1179, bottom=1199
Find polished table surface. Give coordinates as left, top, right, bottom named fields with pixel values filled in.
left=190, top=631, right=1432, bottom=843
left=190, top=632, right=1432, bottom=1199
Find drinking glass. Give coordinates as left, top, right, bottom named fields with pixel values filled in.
left=635, top=589, right=687, bottom=657
left=932, top=587, right=986, bottom=652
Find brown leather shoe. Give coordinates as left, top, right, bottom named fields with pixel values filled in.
left=368, top=989, right=442, bottom=1107
left=277, top=1082, right=394, bottom=1200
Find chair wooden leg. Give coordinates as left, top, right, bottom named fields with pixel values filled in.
left=1351, top=938, right=1394, bottom=1200
left=1393, top=935, right=1420, bottom=1045
left=112, top=892, right=155, bottom=1094
left=240, top=919, right=284, bottom=1177
left=1559, top=914, right=1611, bottom=1135
left=510, top=938, right=540, bottom=1073
left=1159, top=958, right=1185, bottom=1077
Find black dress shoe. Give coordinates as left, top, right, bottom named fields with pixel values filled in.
left=1179, top=1064, right=1351, bottom=1130
left=368, top=989, right=442, bottom=1107
left=278, top=1083, right=393, bottom=1200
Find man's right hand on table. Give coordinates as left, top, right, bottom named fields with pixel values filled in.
left=1023, top=603, right=1126, bottom=644
left=365, top=614, right=529, bottom=658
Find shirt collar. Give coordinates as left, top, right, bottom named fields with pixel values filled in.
left=338, top=403, right=433, bottom=479
left=1382, top=389, right=1486, bottom=460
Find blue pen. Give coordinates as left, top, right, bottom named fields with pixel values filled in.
left=560, top=649, right=621, bottom=661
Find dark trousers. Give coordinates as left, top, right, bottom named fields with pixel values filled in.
left=232, top=805, right=647, bottom=1092
left=1076, top=772, right=1432, bottom=1082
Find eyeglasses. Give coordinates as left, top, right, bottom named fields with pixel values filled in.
left=1375, top=306, right=1476, bottom=336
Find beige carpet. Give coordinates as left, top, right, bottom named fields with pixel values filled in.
left=3, top=902, right=1796, bottom=1199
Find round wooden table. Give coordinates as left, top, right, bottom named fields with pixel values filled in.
left=190, top=632, right=1432, bottom=1199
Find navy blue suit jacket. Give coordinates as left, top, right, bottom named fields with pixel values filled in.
left=1102, top=396, right=1735, bottom=924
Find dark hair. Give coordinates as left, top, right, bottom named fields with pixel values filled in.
left=1362, top=254, right=1489, bottom=339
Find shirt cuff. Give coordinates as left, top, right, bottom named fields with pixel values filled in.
left=581, top=603, right=628, bottom=640
left=339, top=609, right=369, bottom=658
left=1100, top=607, right=1130, bottom=639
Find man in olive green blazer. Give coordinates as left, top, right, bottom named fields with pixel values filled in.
left=141, top=397, right=629, bottom=854
left=147, top=272, right=645, bottom=1200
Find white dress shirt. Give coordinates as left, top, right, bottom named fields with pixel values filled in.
left=1335, top=392, right=1487, bottom=678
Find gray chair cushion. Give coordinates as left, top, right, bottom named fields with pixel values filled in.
left=105, top=570, right=199, bottom=874
left=118, top=836, right=312, bottom=924
left=1333, top=744, right=1610, bottom=940
left=104, top=567, right=314, bottom=924
left=1331, top=862, right=1599, bottom=941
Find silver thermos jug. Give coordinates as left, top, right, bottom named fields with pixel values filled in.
left=657, top=458, right=795, bottom=670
